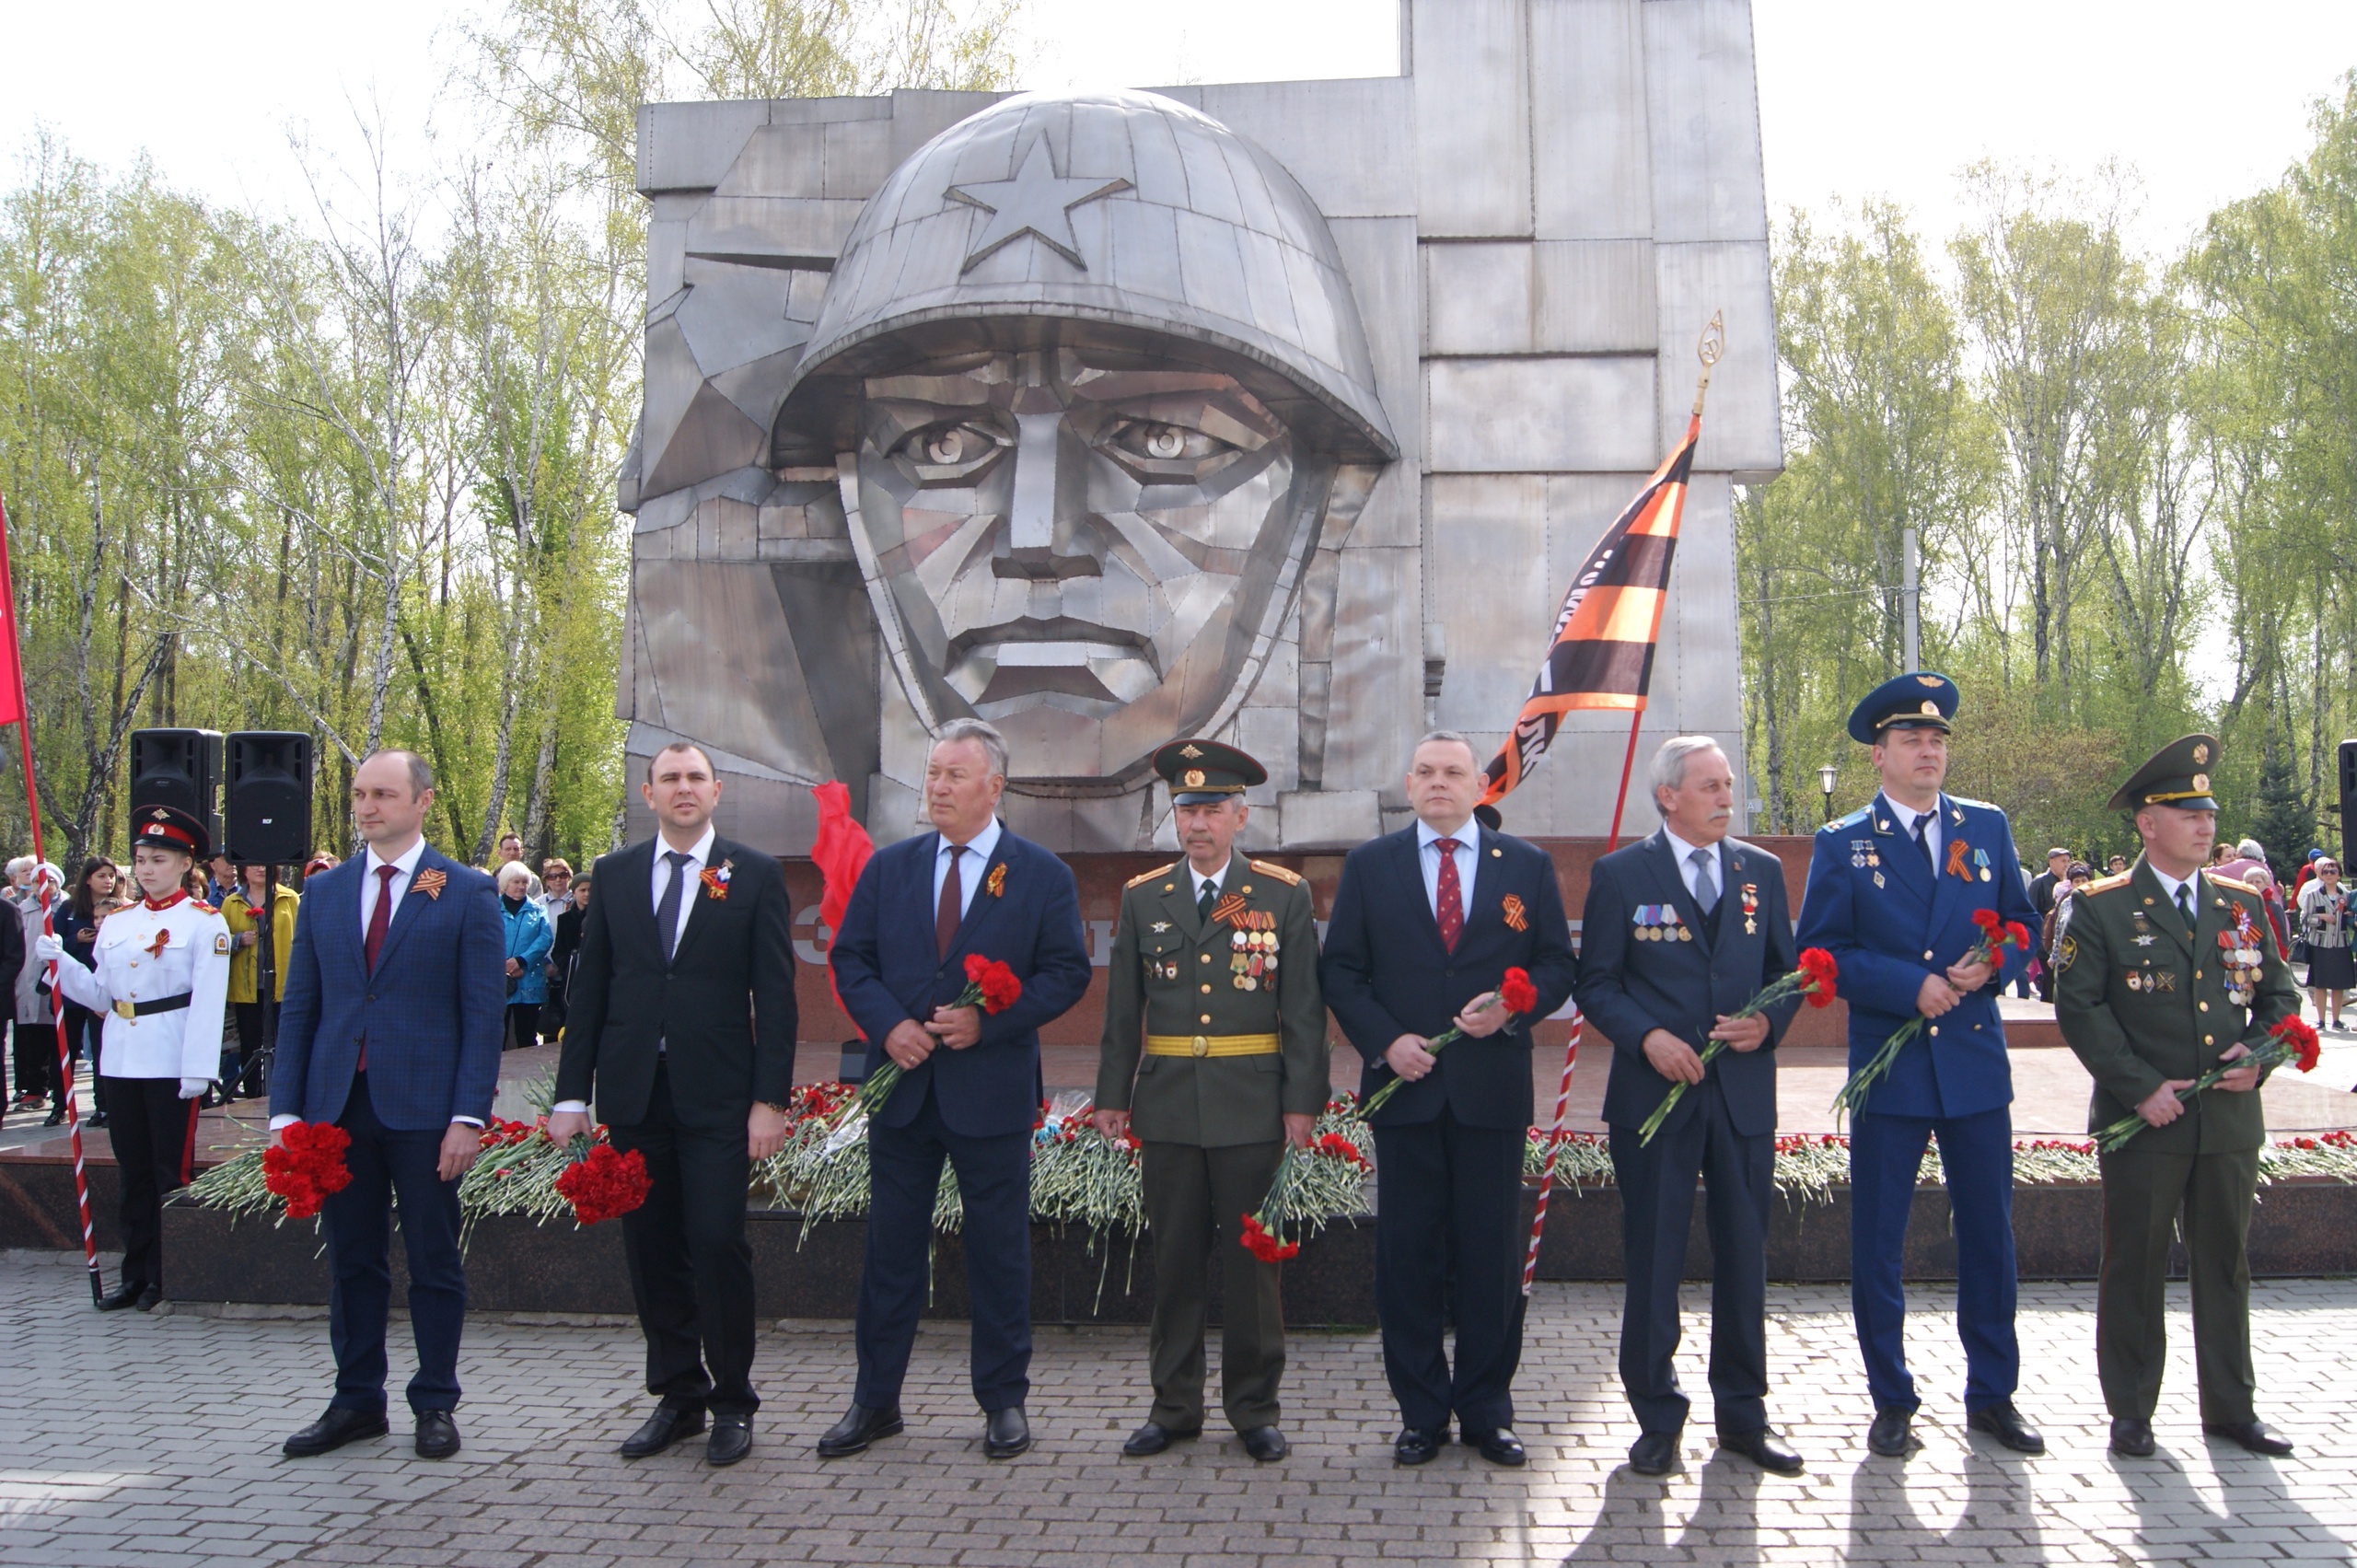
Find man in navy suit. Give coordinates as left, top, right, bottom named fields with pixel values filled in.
left=1579, top=737, right=1805, bottom=1478
left=1795, top=672, right=2045, bottom=1458
left=1320, top=731, right=1578, bottom=1468
left=271, top=750, right=505, bottom=1459
left=820, top=718, right=1092, bottom=1461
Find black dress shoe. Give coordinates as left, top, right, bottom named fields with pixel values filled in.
left=87, top=1111, right=108, bottom=1129
left=620, top=1405, right=706, bottom=1458
left=1121, top=1422, right=1198, bottom=1457
left=1394, top=1426, right=1445, bottom=1466
left=414, top=1410, right=460, bottom=1458
left=1470, top=1428, right=1527, bottom=1467
left=283, top=1406, right=390, bottom=1457
left=95, top=1282, right=146, bottom=1312
left=1239, top=1425, right=1288, bottom=1462
left=1717, top=1425, right=1805, bottom=1475
left=1967, top=1400, right=2045, bottom=1454
left=134, top=1284, right=161, bottom=1312
left=42, top=1109, right=62, bottom=1126
left=2204, top=1420, right=2294, bottom=1457
left=2110, top=1417, right=2156, bottom=1457
left=706, top=1415, right=752, bottom=1467
left=983, top=1405, right=1031, bottom=1459
left=1628, top=1431, right=1678, bottom=1475
left=816, top=1403, right=902, bottom=1458
left=1868, top=1406, right=1918, bottom=1458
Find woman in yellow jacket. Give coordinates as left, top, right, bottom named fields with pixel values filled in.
left=221, top=865, right=298, bottom=1102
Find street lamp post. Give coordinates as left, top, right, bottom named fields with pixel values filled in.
left=1818, top=763, right=1839, bottom=825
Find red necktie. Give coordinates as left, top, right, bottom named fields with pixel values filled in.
left=359, top=864, right=397, bottom=1072
left=936, top=845, right=963, bottom=960
left=1434, top=837, right=1463, bottom=953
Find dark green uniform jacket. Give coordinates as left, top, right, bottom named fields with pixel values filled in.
left=1096, top=854, right=1328, bottom=1146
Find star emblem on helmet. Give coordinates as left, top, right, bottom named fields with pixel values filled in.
left=945, top=139, right=1132, bottom=273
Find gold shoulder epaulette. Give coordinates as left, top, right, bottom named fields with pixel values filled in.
left=1248, top=858, right=1304, bottom=887
left=1126, top=862, right=1178, bottom=890
left=2084, top=871, right=2134, bottom=897
left=2202, top=869, right=2260, bottom=896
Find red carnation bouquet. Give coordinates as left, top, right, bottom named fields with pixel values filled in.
left=1637, top=947, right=1839, bottom=1145
left=1833, top=910, right=2031, bottom=1121
left=1353, top=967, right=1542, bottom=1121
left=2094, top=1015, right=2320, bottom=1153
left=1240, top=1128, right=1375, bottom=1262
left=553, top=1137, right=652, bottom=1225
left=262, top=1121, right=354, bottom=1219
left=831, top=953, right=1024, bottom=1131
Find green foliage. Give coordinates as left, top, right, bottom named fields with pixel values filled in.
left=2251, top=732, right=2316, bottom=877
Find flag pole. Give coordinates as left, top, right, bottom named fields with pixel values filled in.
left=0, top=493, right=103, bottom=1305
left=1523, top=311, right=1725, bottom=1295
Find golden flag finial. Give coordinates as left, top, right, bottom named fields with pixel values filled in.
left=1691, top=309, right=1725, bottom=419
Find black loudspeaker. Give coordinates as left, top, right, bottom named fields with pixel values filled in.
left=2338, top=738, right=2357, bottom=873
left=225, top=732, right=315, bottom=865
left=128, top=729, right=223, bottom=851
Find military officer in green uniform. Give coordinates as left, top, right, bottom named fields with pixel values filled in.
left=1094, top=740, right=1327, bottom=1462
left=2053, top=735, right=2301, bottom=1458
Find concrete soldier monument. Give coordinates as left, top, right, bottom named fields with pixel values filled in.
left=620, top=0, right=1782, bottom=852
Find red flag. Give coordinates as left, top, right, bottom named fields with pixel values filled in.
left=809, top=782, right=875, bottom=1036
left=0, top=495, right=29, bottom=730
left=1479, top=414, right=1697, bottom=807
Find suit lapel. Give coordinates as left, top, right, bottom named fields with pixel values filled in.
left=669, top=838, right=730, bottom=964
left=368, top=847, right=443, bottom=974
left=1390, top=829, right=1451, bottom=961
left=1925, top=796, right=1969, bottom=936
left=943, top=824, right=1012, bottom=967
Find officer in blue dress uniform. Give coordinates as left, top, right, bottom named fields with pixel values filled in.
left=1794, top=673, right=2046, bottom=1458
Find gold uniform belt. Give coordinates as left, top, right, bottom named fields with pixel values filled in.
left=1145, top=1032, right=1281, bottom=1059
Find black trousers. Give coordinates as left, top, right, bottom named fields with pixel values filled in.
left=230, top=1002, right=268, bottom=1097
left=608, top=1062, right=759, bottom=1416
left=855, top=1083, right=1032, bottom=1412
left=324, top=1072, right=467, bottom=1415
left=1372, top=1107, right=1527, bottom=1436
left=1608, top=1076, right=1773, bottom=1436
left=12, top=1017, right=48, bottom=1101
left=102, top=1075, right=199, bottom=1292
left=504, top=1002, right=541, bottom=1051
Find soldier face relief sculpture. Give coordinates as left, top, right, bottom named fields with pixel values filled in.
left=843, top=343, right=1327, bottom=784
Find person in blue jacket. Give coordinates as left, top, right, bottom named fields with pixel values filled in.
left=1794, top=672, right=2046, bottom=1460
left=494, top=862, right=553, bottom=1051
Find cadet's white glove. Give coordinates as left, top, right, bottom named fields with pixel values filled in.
left=31, top=933, right=64, bottom=964
left=178, top=1076, right=210, bottom=1100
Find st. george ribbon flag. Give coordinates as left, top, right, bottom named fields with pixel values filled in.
left=1476, top=412, right=1697, bottom=814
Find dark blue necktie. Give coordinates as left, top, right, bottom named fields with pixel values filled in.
left=656, top=850, right=691, bottom=964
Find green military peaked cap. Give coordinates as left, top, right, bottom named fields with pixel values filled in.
left=1153, top=738, right=1267, bottom=805
left=2107, top=733, right=2221, bottom=814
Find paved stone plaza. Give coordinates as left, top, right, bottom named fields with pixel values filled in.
left=3, top=1249, right=2351, bottom=1566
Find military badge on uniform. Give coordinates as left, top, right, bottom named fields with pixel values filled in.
left=1221, top=907, right=1277, bottom=989
left=700, top=861, right=732, bottom=900
left=2218, top=905, right=2263, bottom=1005
left=1501, top=894, right=1528, bottom=933
left=1945, top=840, right=1973, bottom=881
left=1740, top=883, right=1759, bottom=935
left=2056, top=935, right=2077, bottom=972
left=214, top=932, right=230, bottom=955
left=985, top=862, right=1006, bottom=898
left=413, top=868, right=448, bottom=900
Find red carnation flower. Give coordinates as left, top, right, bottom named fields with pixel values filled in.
left=1500, top=967, right=1539, bottom=1016
left=2270, top=1015, right=2322, bottom=1074
left=1315, top=1132, right=1368, bottom=1168
left=1238, top=1213, right=1299, bottom=1262
left=1797, top=947, right=1840, bottom=1006
left=1971, top=907, right=2002, bottom=933
left=962, top=953, right=1023, bottom=1014
left=555, top=1142, right=652, bottom=1225
left=2004, top=920, right=2033, bottom=951
left=263, top=1121, right=355, bottom=1220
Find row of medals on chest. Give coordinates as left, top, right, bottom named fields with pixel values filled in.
left=2123, top=901, right=2263, bottom=1005
left=1153, top=916, right=1278, bottom=991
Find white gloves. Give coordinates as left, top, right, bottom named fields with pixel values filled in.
left=178, top=1076, right=210, bottom=1100
left=31, top=933, right=63, bottom=964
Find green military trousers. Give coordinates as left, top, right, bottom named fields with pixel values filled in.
left=1141, top=1139, right=1287, bottom=1432
left=2096, top=1145, right=2259, bottom=1425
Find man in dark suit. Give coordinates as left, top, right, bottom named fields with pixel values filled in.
left=1320, top=730, right=1578, bottom=1468
left=820, top=719, right=1092, bottom=1461
left=2028, top=847, right=2071, bottom=921
left=271, top=750, right=505, bottom=1460
left=548, top=740, right=797, bottom=1467
left=1795, top=672, right=2045, bottom=1459
left=1579, top=737, right=1805, bottom=1478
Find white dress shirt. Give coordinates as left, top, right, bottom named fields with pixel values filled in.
left=649, top=824, right=718, bottom=953
left=932, top=817, right=1004, bottom=924
left=1880, top=794, right=1943, bottom=871
left=2149, top=862, right=2199, bottom=923
left=1190, top=856, right=1233, bottom=907
left=1661, top=824, right=1724, bottom=907
left=276, top=836, right=478, bottom=1131
left=1415, top=816, right=1480, bottom=919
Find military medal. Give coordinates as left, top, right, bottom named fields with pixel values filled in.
left=1971, top=847, right=1991, bottom=882
left=1740, top=883, right=1759, bottom=935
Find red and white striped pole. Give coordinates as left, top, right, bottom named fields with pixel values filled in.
left=0, top=494, right=102, bottom=1305
left=1521, top=1012, right=1579, bottom=1295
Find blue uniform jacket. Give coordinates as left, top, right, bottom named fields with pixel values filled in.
left=1579, top=829, right=1800, bottom=1140
left=1794, top=794, right=2038, bottom=1120
left=829, top=823, right=1093, bottom=1140
left=270, top=847, right=508, bottom=1131
left=1319, top=823, right=1578, bottom=1131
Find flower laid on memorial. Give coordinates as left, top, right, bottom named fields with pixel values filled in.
left=261, top=1121, right=354, bottom=1219
left=1355, top=967, right=1541, bottom=1120
left=553, top=1138, right=652, bottom=1225
left=2094, top=1014, right=2322, bottom=1153
left=1636, top=947, right=1840, bottom=1145
left=1834, top=916, right=2025, bottom=1121
left=828, top=954, right=1025, bottom=1136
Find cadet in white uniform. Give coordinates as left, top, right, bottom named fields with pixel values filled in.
left=39, top=805, right=231, bottom=1310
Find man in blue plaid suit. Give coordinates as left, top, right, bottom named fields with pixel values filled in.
left=269, top=749, right=505, bottom=1461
